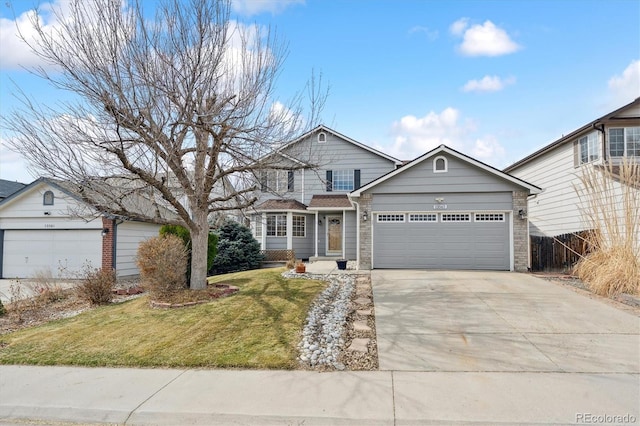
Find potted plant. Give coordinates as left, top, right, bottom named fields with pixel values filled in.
left=336, top=259, right=347, bottom=270
left=295, top=260, right=306, bottom=273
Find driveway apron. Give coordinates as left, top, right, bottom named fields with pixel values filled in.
left=371, top=270, right=640, bottom=373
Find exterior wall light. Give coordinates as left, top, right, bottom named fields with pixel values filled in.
left=362, top=211, right=368, bottom=221
left=518, top=209, right=527, bottom=220
left=101, top=228, right=110, bottom=237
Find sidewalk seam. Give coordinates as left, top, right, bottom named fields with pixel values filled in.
left=123, top=369, right=189, bottom=425
left=391, top=371, right=397, bottom=426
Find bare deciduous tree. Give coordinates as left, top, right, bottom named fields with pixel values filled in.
left=2, top=0, right=325, bottom=289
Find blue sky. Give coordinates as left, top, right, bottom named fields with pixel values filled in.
left=1, top=0, right=639, bottom=183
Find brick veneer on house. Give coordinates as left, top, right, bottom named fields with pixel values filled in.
left=101, top=217, right=115, bottom=271
left=358, top=194, right=372, bottom=270
left=512, top=191, right=529, bottom=272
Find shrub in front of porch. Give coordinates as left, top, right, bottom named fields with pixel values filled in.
left=212, top=220, right=263, bottom=274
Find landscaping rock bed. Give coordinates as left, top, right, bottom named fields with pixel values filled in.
left=283, top=269, right=379, bottom=371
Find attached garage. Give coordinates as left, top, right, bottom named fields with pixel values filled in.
left=373, top=210, right=510, bottom=270
left=351, top=145, right=541, bottom=272
left=1, top=229, right=102, bottom=278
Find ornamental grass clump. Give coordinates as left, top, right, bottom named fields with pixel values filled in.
left=573, top=158, right=640, bottom=296
left=136, top=234, right=188, bottom=301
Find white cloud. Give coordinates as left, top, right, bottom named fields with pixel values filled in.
left=608, top=59, right=640, bottom=105
left=462, top=75, right=516, bottom=93
left=387, top=108, right=474, bottom=160
left=449, top=18, right=469, bottom=36
left=0, top=136, right=36, bottom=183
left=232, top=0, right=304, bottom=16
left=472, top=136, right=506, bottom=163
left=408, top=25, right=439, bottom=41
left=452, top=19, right=521, bottom=57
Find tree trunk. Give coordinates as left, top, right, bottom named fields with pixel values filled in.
left=189, top=210, right=209, bottom=290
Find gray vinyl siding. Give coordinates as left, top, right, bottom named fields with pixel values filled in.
left=265, top=237, right=287, bottom=250
left=371, top=155, right=518, bottom=194
left=372, top=192, right=513, bottom=212
left=292, top=215, right=314, bottom=259
left=115, top=221, right=161, bottom=277
left=259, top=131, right=397, bottom=205
left=345, top=211, right=357, bottom=259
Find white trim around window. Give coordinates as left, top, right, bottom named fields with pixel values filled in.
left=408, top=213, right=438, bottom=222
left=377, top=213, right=405, bottom=222
left=292, top=215, right=306, bottom=237
left=433, top=155, right=448, bottom=173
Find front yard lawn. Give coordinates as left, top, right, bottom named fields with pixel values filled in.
left=0, top=268, right=325, bottom=369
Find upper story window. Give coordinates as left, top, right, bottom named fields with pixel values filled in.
left=260, top=170, right=294, bottom=193
left=609, top=127, right=640, bottom=158
left=433, top=156, right=448, bottom=173
left=325, top=169, right=361, bottom=192
left=43, top=190, right=54, bottom=205
left=318, top=132, right=326, bottom=143
left=578, top=132, right=599, bottom=165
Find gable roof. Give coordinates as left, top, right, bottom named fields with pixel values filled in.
left=0, top=177, right=177, bottom=222
left=351, top=144, right=541, bottom=196
left=504, top=97, right=640, bottom=172
left=254, top=199, right=307, bottom=212
left=0, top=179, right=27, bottom=199
left=278, top=125, right=403, bottom=166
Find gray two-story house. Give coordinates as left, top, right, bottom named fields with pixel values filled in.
left=249, top=125, right=541, bottom=272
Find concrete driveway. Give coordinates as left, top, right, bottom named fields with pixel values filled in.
left=372, top=270, right=640, bottom=373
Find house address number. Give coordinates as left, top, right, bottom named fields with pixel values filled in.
left=433, top=204, right=448, bottom=210
left=44, top=224, right=55, bottom=228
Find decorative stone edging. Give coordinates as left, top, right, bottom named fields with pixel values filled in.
left=148, top=285, right=239, bottom=309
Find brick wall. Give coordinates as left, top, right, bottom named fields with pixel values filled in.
left=512, top=191, right=529, bottom=272
left=358, top=194, right=372, bottom=270
left=101, top=217, right=115, bottom=271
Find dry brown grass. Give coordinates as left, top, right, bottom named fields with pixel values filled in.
left=574, top=158, right=640, bottom=296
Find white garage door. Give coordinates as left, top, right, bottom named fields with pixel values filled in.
left=373, top=212, right=510, bottom=270
left=2, top=230, right=102, bottom=278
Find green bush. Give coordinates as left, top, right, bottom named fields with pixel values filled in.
left=160, top=225, right=218, bottom=275
left=136, top=234, right=188, bottom=301
left=212, top=220, right=263, bottom=274
left=77, top=267, right=115, bottom=305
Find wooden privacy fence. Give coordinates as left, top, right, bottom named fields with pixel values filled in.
left=530, top=230, right=592, bottom=271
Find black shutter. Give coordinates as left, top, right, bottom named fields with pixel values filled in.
left=287, top=171, right=294, bottom=192
left=260, top=171, right=267, bottom=191
left=326, top=170, right=333, bottom=192
left=354, top=169, right=361, bottom=190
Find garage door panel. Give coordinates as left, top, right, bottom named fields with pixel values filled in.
left=374, top=213, right=510, bottom=270
left=2, top=230, right=102, bottom=278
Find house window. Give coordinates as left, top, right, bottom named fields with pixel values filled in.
left=43, top=190, right=54, bottom=206
left=474, top=213, right=505, bottom=222
left=441, top=213, right=471, bottom=222
left=433, top=156, right=448, bottom=173
left=579, top=132, right=599, bottom=164
left=292, top=215, right=306, bottom=237
left=326, top=169, right=360, bottom=192
left=261, top=170, right=293, bottom=193
left=409, top=213, right=437, bottom=222
left=377, top=214, right=405, bottom=222
left=318, top=132, right=326, bottom=143
left=253, top=217, right=263, bottom=237
left=266, top=214, right=287, bottom=237
left=609, top=127, right=640, bottom=158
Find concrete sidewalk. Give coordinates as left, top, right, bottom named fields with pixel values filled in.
left=1, top=365, right=639, bottom=425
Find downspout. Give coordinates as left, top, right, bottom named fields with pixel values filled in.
left=112, top=219, right=123, bottom=273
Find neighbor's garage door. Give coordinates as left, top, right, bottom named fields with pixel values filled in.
left=373, top=212, right=510, bottom=270
left=2, top=230, right=102, bottom=278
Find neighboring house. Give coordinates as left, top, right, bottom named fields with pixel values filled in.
left=249, top=125, right=540, bottom=271
left=0, top=178, right=163, bottom=279
left=0, top=179, right=26, bottom=202
left=504, top=98, right=640, bottom=242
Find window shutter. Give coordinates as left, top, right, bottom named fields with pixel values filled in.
left=326, top=170, right=333, bottom=192
left=287, top=171, right=294, bottom=192
left=260, top=171, right=267, bottom=191
left=354, top=169, right=361, bottom=190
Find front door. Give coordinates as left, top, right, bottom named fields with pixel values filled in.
left=327, top=216, right=342, bottom=255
